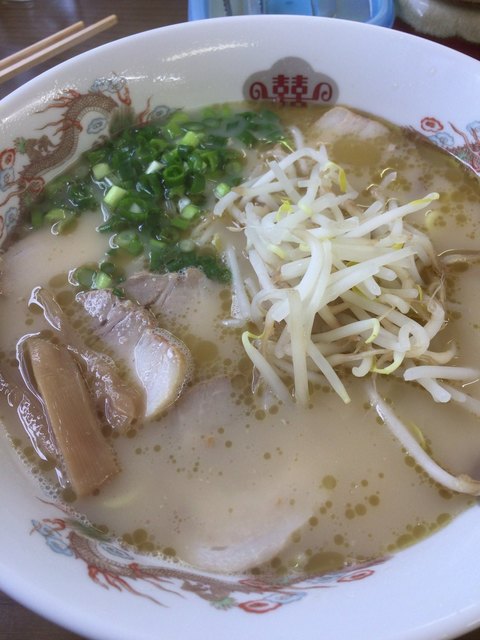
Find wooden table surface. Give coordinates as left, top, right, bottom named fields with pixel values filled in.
left=0, top=1, right=479, bottom=638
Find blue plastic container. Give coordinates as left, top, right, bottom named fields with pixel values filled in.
left=188, top=1, right=395, bottom=27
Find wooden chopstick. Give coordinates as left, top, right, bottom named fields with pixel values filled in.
left=0, top=15, right=118, bottom=85
left=0, top=21, right=85, bottom=72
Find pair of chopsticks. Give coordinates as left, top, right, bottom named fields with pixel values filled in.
left=0, top=15, right=118, bottom=85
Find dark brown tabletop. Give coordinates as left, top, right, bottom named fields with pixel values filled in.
left=0, top=1, right=479, bottom=638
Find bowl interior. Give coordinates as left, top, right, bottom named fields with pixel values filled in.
left=1, top=15, right=480, bottom=640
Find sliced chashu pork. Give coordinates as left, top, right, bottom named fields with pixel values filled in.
left=123, top=267, right=227, bottom=342
left=162, top=377, right=321, bottom=574
left=77, top=289, right=191, bottom=420
left=122, top=268, right=204, bottom=309
left=32, top=287, right=142, bottom=432
left=312, top=105, right=389, bottom=143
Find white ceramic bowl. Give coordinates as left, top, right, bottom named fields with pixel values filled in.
left=1, top=15, right=480, bottom=640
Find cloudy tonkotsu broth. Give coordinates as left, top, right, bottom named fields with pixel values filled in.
left=1, top=103, right=480, bottom=576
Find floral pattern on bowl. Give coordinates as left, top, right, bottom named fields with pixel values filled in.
left=31, top=505, right=387, bottom=613
left=414, top=115, right=480, bottom=173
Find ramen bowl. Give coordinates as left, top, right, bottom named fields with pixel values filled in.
left=1, top=15, right=480, bottom=640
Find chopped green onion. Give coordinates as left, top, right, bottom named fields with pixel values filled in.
left=150, top=239, right=167, bottom=251
left=93, top=271, right=113, bottom=290
left=180, top=204, right=200, bottom=220
left=149, top=138, right=168, bottom=153
left=178, top=197, right=191, bottom=212
left=92, top=163, right=111, bottom=181
left=162, top=164, right=186, bottom=187
left=164, top=111, right=189, bottom=139
left=45, top=208, right=69, bottom=222
left=214, top=182, right=231, bottom=198
left=170, top=216, right=191, bottom=230
left=145, top=160, right=163, bottom=175
left=99, top=261, right=117, bottom=276
left=116, top=196, right=148, bottom=223
left=104, top=185, right=128, bottom=209
left=43, top=174, right=69, bottom=198
left=179, top=130, right=202, bottom=147
left=73, top=266, right=95, bottom=288
left=66, top=181, right=95, bottom=209
left=52, top=215, right=77, bottom=235
left=199, top=150, right=220, bottom=172
left=31, top=209, right=44, bottom=229
left=44, top=208, right=77, bottom=234
left=32, top=104, right=287, bottom=285
left=187, top=173, right=205, bottom=195
left=114, top=230, right=143, bottom=256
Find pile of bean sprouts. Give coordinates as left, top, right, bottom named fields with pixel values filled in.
left=210, top=137, right=480, bottom=495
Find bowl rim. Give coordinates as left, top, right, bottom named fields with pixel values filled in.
left=1, top=13, right=479, bottom=111
left=1, top=14, right=480, bottom=640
